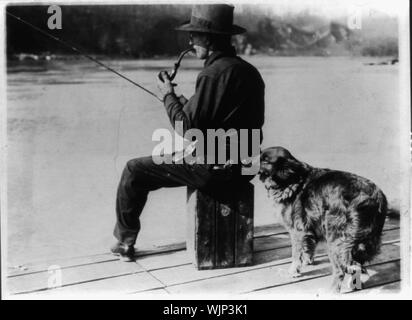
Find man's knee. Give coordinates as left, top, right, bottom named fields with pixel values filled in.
left=121, top=156, right=161, bottom=190
left=124, top=157, right=152, bottom=175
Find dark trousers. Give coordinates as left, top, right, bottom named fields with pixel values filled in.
left=114, top=155, right=253, bottom=246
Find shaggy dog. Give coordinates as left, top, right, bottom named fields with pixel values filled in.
left=259, top=147, right=387, bottom=292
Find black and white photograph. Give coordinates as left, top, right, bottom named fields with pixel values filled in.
left=0, top=0, right=410, bottom=300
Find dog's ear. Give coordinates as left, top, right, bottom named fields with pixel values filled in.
left=261, top=147, right=292, bottom=163
left=276, top=157, right=308, bottom=183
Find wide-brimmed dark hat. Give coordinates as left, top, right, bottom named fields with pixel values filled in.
left=175, top=4, right=246, bottom=35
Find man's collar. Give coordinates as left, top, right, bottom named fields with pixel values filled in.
left=204, top=46, right=237, bottom=67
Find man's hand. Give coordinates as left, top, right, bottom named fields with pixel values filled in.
left=157, top=71, right=175, bottom=98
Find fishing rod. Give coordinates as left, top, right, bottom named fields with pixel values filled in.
left=7, top=11, right=193, bottom=102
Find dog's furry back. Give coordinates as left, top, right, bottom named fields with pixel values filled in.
left=301, top=169, right=387, bottom=264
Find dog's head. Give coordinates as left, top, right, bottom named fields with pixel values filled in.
left=259, top=147, right=309, bottom=201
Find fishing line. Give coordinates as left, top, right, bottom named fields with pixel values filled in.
left=6, top=11, right=164, bottom=102
left=8, top=11, right=195, bottom=173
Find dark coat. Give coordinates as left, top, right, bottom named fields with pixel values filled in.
left=164, top=46, right=265, bottom=163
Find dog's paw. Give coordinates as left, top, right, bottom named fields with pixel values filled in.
left=288, top=263, right=302, bottom=278
left=302, top=255, right=314, bottom=266
left=330, top=282, right=343, bottom=294
left=346, top=264, right=361, bottom=275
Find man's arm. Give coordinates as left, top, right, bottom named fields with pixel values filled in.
left=163, top=92, right=190, bottom=136
left=163, top=75, right=216, bottom=136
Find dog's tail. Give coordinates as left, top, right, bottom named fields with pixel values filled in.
left=351, top=189, right=388, bottom=264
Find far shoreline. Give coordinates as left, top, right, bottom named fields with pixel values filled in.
left=6, top=52, right=399, bottom=62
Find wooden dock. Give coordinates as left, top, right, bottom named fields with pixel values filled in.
left=6, top=217, right=401, bottom=297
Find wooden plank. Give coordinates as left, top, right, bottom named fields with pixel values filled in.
left=137, top=249, right=191, bottom=271
left=136, top=226, right=399, bottom=273
left=165, top=255, right=332, bottom=294
left=187, top=183, right=255, bottom=269
left=7, top=219, right=399, bottom=296
left=8, top=219, right=399, bottom=277
left=255, top=227, right=399, bottom=254
left=136, top=229, right=295, bottom=272
left=129, top=288, right=170, bottom=297
left=216, top=201, right=236, bottom=267
left=186, top=187, right=196, bottom=266
left=346, top=261, right=401, bottom=294
left=254, top=233, right=291, bottom=252
left=148, top=245, right=293, bottom=287
left=254, top=216, right=398, bottom=239
left=8, top=224, right=398, bottom=296
left=251, top=259, right=400, bottom=295
left=254, top=224, right=287, bottom=238
left=7, top=260, right=144, bottom=294
left=12, top=223, right=393, bottom=279
left=250, top=242, right=400, bottom=294
left=197, top=189, right=217, bottom=269
left=8, top=218, right=398, bottom=277
left=254, top=236, right=400, bottom=267
left=7, top=243, right=186, bottom=278
left=187, top=188, right=217, bottom=269
left=235, top=183, right=254, bottom=266
left=142, top=230, right=399, bottom=281
left=349, top=281, right=401, bottom=295
left=137, top=234, right=304, bottom=274
left=383, top=217, right=400, bottom=230
left=164, top=244, right=399, bottom=295
left=136, top=242, right=186, bottom=256
left=150, top=233, right=399, bottom=289
left=254, top=217, right=399, bottom=241
left=7, top=253, right=116, bottom=277
left=255, top=220, right=399, bottom=253
left=27, top=272, right=164, bottom=297
left=137, top=227, right=399, bottom=272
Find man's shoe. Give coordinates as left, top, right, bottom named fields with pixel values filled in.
left=110, top=242, right=136, bottom=262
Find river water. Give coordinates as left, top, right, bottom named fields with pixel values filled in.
left=6, top=56, right=401, bottom=267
